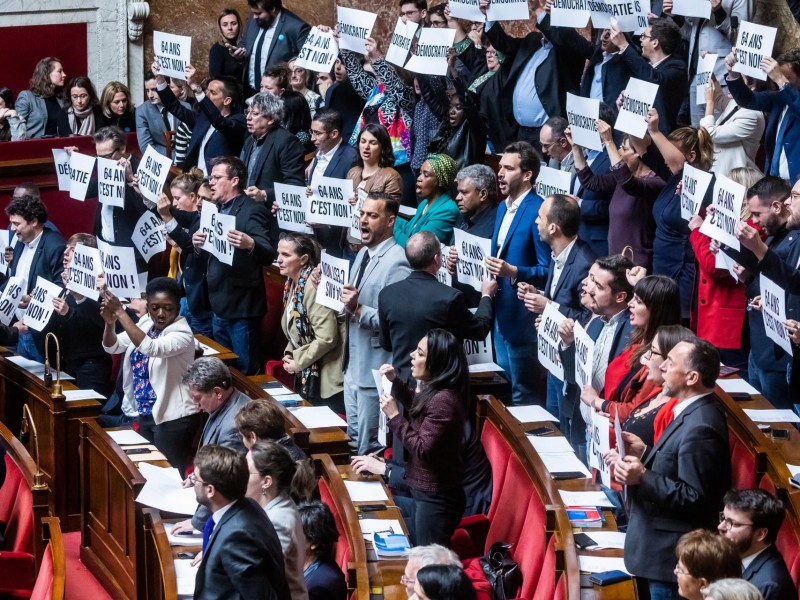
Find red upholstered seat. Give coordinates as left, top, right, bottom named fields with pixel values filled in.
left=0, top=454, right=24, bottom=529
left=29, top=543, right=53, bottom=600
left=513, top=496, right=547, bottom=599
left=484, top=456, right=538, bottom=550
left=318, top=478, right=351, bottom=574
left=759, top=479, right=800, bottom=589
left=530, top=534, right=556, bottom=600
left=0, top=473, right=36, bottom=595
left=553, top=572, right=566, bottom=600
left=481, top=421, right=513, bottom=522
left=265, top=360, right=295, bottom=390
left=728, top=431, right=759, bottom=490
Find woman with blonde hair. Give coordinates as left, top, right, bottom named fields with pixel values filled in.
left=16, top=57, right=66, bottom=138
left=99, top=81, right=135, bottom=132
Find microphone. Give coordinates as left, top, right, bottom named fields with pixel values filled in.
left=43, top=332, right=63, bottom=396
left=20, top=404, right=47, bottom=490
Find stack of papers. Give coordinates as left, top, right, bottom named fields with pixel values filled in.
left=743, top=409, right=800, bottom=423
left=716, top=378, right=760, bottom=396
left=565, top=506, right=604, bottom=528
left=358, top=518, right=403, bottom=540
left=343, top=480, right=388, bottom=502
left=539, top=452, right=592, bottom=479
left=468, top=362, right=503, bottom=373
left=507, top=405, right=559, bottom=422
left=527, top=435, right=573, bottom=454
left=578, top=531, right=626, bottom=549
left=373, top=531, right=410, bottom=559
left=289, top=406, right=347, bottom=428
left=107, top=429, right=150, bottom=446
left=197, top=341, right=219, bottom=356
left=136, top=463, right=198, bottom=515
left=165, top=522, right=203, bottom=546
left=63, top=389, right=106, bottom=401
left=5, top=355, right=75, bottom=381
left=559, top=490, right=615, bottom=508
left=173, top=559, right=198, bottom=597
left=261, top=381, right=296, bottom=396
left=578, top=556, right=630, bottom=574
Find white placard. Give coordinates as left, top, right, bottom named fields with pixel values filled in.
left=66, top=243, right=101, bottom=301
left=634, top=0, right=649, bottom=35
left=153, top=31, right=192, bottom=80
left=551, top=0, right=591, bottom=27
left=208, top=212, right=235, bottom=266
left=760, top=274, right=793, bottom=356
left=52, top=149, right=71, bottom=191
left=371, top=369, right=392, bottom=447
left=567, top=93, right=602, bottom=152
left=24, top=276, right=62, bottom=332
left=0, top=276, right=26, bottom=326
left=199, top=200, right=218, bottom=255
left=588, top=0, right=647, bottom=31
left=349, top=188, right=367, bottom=242
left=437, top=243, right=452, bottom=286
left=486, top=0, right=529, bottom=21
left=317, top=252, right=350, bottom=312
left=615, top=78, right=659, bottom=138
left=589, top=411, right=611, bottom=487
left=695, top=53, right=719, bottom=105
left=680, top=163, right=714, bottom=221
left=453, top=229, right=491, bottom=292
left=699, top=173, right=745, bottom=251
left=536, top=165, right=572, bottom=198
left=614, top=412, right=626, bottom=457
left=538, top=302, right=567, bottom=380
left=449, top=0, right=486, bottom=22
left=465, top=310, right=493, bottom=366
left=573, top=321, right=595, bottom=390
left=715, top=249, right=739, bottom=282
left=275, top=183, right=313, bottom=234
left=68, top=151, right=96, bottom=201
left=672, top=0, right=711, bottom=19
left=336, top=6, right=378, bottom=55
left=386, top=18, right=418, bottom=68
left=732, top=21, right=777, bottom=82
left=0, top=230, right=8, bottom=276
left=97, top=240, right=140, bottom=297
left=296, top=27, right=338, bottom=72
left=136, top=145, right=173, bottom=206
left=97, top=157, right=126, bottom=208
left=132, top=212, right=167, bottom=263
left=404, top=28, right=456, bottom=76
left=308, top=177, right=353, bottom=227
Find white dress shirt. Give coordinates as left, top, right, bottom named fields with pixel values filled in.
left=496, top=191, right=526, bottom=252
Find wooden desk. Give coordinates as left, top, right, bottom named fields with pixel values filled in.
left=195, top=334, right=238, bottom=366
left=0, top=355, right=101, bottom=531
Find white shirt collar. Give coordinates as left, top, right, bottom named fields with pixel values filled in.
left=367, top=235, right=394, bottom=258
left=25, top=230, right=43, bottom=250
left=651, top=54, right=671, bottom=69
left=318, top=141, right=341, bottom=163
left=672, top=392, right=711, bottom=419
left=552, top=238, right=576, bottom=268
left=741, top=546, right=769, bottom=570
left=504, top=189, right=528, bottom=212
left=211, top=500, right=236, bottom=527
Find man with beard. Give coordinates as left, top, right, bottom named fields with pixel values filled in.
left=719, top=489, right=797, bottom=600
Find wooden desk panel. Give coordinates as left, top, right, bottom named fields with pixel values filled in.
left=195, top=334, right=238, bottom=366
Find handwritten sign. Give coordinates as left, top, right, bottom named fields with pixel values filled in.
left=551, top=0, right=590, bottom=27
left=98, top=240, right=140, bottom=297
left=536, top=165, right=572, bottom=199
left=405, top=28, right=456, bottom=76
left=567, top=93, right=602, bottom=151
left=588, top=0, right=647, bottom=31
left=680, top=163, right=713, bottom=221
left=24, top=276, right=61, bottom=332
left=486, top=0, right=529, bottom=21
left=97, top=157, right=126, bottom=207
left=317, top=252, right=350, bottom=312
left=336, top=6, right=378, bottom=55
left=615, top=78, right=659, bottom=138
left=296, top=26, right=338, bottom=72
left=68, top=151, right=96, bottom=201
left=308, top=177, right=353, bottom=227
left=573, top=321, right=595, bottom=390
left=699, top=173, right=745, bottom=251
left=208, top=211, right=235, bottom=266
left=538, top=302, right=567, bottom=380
left=136, top=145, right=172, bottom=206
left=695, top=53, right=719, bottom=105
left=0, top=276, right=26, bottom=326
left=672, top=0, right=711, bottom=19
left=275, top=182, right=312, bottom=234
left=453, top=229, right=491, bottom=292
left=52, top=149, right=71, bottom=191
left=761, top=274, right=793, bottom=356
left=153, top=31, right=192, bottom=80
left=0, top=230, right=8, bottom=276
left=732, top=21, right=777, bottom=82
left=589, top=411, right=611, bottom=487
left=66, top=243, right=101, bottom=300
left=450, top=0, right=486, bottom=22
left=132, top=212, right=167, bottom=263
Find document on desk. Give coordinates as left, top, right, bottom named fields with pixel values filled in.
left=197, top=341, right=219, bottom=356
left=468, top=362, right=503, bottom=373
left=527, top=435, right=574, bottom=454
left=165, top=521, right=203, bottom=546
left=63, top=389, right=106, bottom=401
left=343, top=480, right=389, bottom=502
left=5, top=355, right=75, bottom=380
left=173, top=559, right=198, bottom=597
left=581, top=531, right=626, bottom=550
left=743, top=409, right=800, bottom=423
left=261, top=381, right=296, bottom=396
left=289, top=406, right=348, bottom=428
left=136, top=462, right=198, bottom=515
left=717, top=378, right=760, bottom=395
left=578, top=555, right=630, bottom=574
left=539, top=452, right=591, bottom=478
left=358, top=518, right=403, bottom=540
left=507, top=405, right=559, bottom=423
left=558, top=490, right=615, bottom=508
left=107, top=429, right=150, bottom=446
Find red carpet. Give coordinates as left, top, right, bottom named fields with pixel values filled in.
left=62, top=532, right=112, bottom=600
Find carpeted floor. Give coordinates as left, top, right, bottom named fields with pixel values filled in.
left=62, top=532, right=112, bottom=600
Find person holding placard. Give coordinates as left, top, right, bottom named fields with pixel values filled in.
left=465, top=42, right=513, bottom=153
left=209, top=8, right=246, bottom=82
left=99, top=81, right=135, bottom=133
left=101, top=277, right=201, bottom=474
left=394, top=153, right=459, bottom=247
left=56, top=76, right=103, bottom=137
left=578, top=29, right=631, bottom=108
left=15, top=57, right=66, bottom=139
left=277, top=233, right=344, bottom=411
left=430, top=72, right=487, bottom=171
left=136, top=70, right=191, bottom=158
left=609, top=18, right=688, bottom=135
left=260, top=63, right=314, bottom=153
left=570, top=120, right=665, bottom=269
left=288, top=58, right=320, bottom=119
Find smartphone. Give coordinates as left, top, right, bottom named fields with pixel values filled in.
left=358, top=504, right=387, bottom=512
left=773, top=428, right=790, bottom=439
left=123, top=447, right=150, bottom=455
left=551, top=471, right=587, bottom=480
left=718, top=365, right=741, bottom=377
left=728, top=392, right=751, bottom=401
left=573, top=533, right=596, bottom=549
left=525, top=426, right=554, bottom=436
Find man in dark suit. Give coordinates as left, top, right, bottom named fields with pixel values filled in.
left=240, top=93, right=305, bottom=249
left=136, top=71, right=191, bottom=157
left=609, top=17, right=688, bottom=135
left=192, top=157, right=275, bottom=375
left=306, top=110, right=357, bottom=258
left=154, top=63, right=247, bottom=174
left=615, top=337, right=730, bottom=600
left=4, top=194, right=66, bottom=362
left=720, top=489, right=797, bottom=600
left=379, top=231, right=495, bottom=382
left=324, top=60, right=366, bottom=144
left=579, top=29, right=631, bottom=108
left=190, top=444, right=290, bottom=600
left=240, top=0, right=310, bottom=97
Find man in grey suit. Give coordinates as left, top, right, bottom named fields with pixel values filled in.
left=135, top=70, right=190, bottom=157
left=341, top=192, right=411, bottom=454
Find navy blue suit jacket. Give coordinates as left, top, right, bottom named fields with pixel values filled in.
left=543, top=238, right=596, bottom=323
left=577, top=149, right=611, bottom=257
left=240, top=10, right=310, bottom=92
left=305, top=561, right=347, bottom=600
left=308, top=142, right=358, bottom=257
left=8, top=228, right=66, bottom=294
left=743, top=544, right=797, bottom=600
left=579, top=46, right=632, bottom=108
left=491, top=189, right=549, bottom=345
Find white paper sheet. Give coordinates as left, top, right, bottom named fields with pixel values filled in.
left=173, top=559, right=199, bottom=596
left=107, top=429, right=150, bottom=445
left=578, top=555, right=630, bottom=574
left=289, top=406, right=347, bottom=428
left=198, top=341, right=219, bottom=356
left=358, top=518, right=403, bottom=539
left=136, top=463, right=198, bottom=515
left=508, top=404, right=559, bottom=423
left=527, top=435, right=574, bottom=454
left=165, top=521, right=203, bottom=546
left=261, top=382, right=296, bottom=396
left=580, top=531, right=626, bottom=549
left=343, top=480, right=389, bottom=502
left=539, top=452, right=592, bottom=478
left=558, top=489, right=615, bottom=508
left=63, top=389, right=106, bottom=401
left=743, top=409, right=800, bottom=423
left=468, top=362, right=503, bottom=373
left=5, top=355, right=75, bottom=381
left=717, top=378, right=760, bottom=396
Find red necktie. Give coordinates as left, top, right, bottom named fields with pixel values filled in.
left=653, top=397, right=680, bottom=445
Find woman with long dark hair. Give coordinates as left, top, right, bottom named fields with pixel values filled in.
left=16, top=57, right=66, bottom=138
left=379, top=328, right=469, bottom=547
left=57, top=76, right=103, bottom=136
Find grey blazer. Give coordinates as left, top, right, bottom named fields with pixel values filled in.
left=15, top=91, right=51, bottom=139
left=135, top=99, right=190, bottom=157
left=344, top=239, right=411, bottom=388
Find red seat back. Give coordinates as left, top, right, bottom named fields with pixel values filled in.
left=728, top=431, right=759, bottom=490
left=480, top=421, right=513, bottom=521
left=30, top=543, right=53, bottom=600
left=485, top=455, right=537, bottom=551
left=530, top=534, right=557, bottom=600
left=512, top=495, right=547, bottom=599
left=0, top=454, right=24, bottom=534
left=760, top=479, right=800, bottom=589
left=318, top=477, right=351, bottom=573
left=4, top=477, right=34, bottom=554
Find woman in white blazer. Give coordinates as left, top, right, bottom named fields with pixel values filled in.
left=700, top=75, right=765, bottom=177
left=102, top=277, right=200, bottom=474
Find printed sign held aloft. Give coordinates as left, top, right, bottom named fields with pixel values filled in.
left=336, top=6, right=378, bottom=55
left=699, top=173, right=745, bottom=251
left=307, top=177, right=353, bottom=228
left=567, top=93, right=602, bottom=151
left=68, top=151, right=97, bottom=201
left=97, top=240, right=140, bottom=298
left=405, top=28, right=456, bottom=76
left=538, top=302, right=567, bottom=381
left=317, top=252, right=350, bottom=312
left=296, top=27, right=338, bottom=72
left=24, top=276, right=62, bottom=332
left=695, top=53, right=719, bottom=105
left=551, top=0, right=591, bottom=27
left=0, top=276, right=26, bottom=326
left=573, top=321, right=595, bottom=390
left=732, top=21, right=777, bottom=81
left=486, top=0, right=529, bottom=21
left=672, top=0, right=711, bottom=19
left=386, top=18, right=419, bottom=68
left=208, top=211, right=236, bottom=266
left=132, top=212, right=167, bottom=263
left=0, top=230, right=9, bottom=276
left=97, top=157, right=126, bottom=208
left=52, top=150, right=71, bottom=191
left=449, top=0, right=486, bottom=22
left=275, top=183, right=313, bottom=234
left=536, top=165, right=572, bottom=199
left=615, top=78, right=659, bottom=138
left=349, top=188, right=367, bottom=243
left=588, top=0, right=647, bottom=31
left=153, top=31, right=192, bottom=80
left=760, top=274, right=793, bottom=356
left=680, top=163, right=714, bottom=221
left=453, top=229, right=491, bottom=293
left=589, top=411, right=612, bottom=487
left=66, top=243, right=101, bottom=301
left=136, top=145, right=173, bottom=206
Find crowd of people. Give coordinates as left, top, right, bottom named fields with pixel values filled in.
left=6, top=0, right=800, bottom=598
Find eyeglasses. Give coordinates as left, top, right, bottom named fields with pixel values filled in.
left=400, top=575, right=415, bottom=585
left=640, top=34, right=652, bottom=41
left=208, top=174, right=229, bottom=182
left=719, top=512, right=754, bottom=529
left=644, top=346, right=665, bottom=359
left=97, top=152, right=115, bottom=160
left=430, top=19, right=447, bottom=27
left=400, top=9, right=419, bottom=17
left=310, top=129, right=329, bottom=138
left=674, top=563, right=690, bottom=576
left=188, top=473, right=210, bottom=486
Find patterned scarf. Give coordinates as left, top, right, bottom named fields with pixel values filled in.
left=282, top=264, right=319, bottom=387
